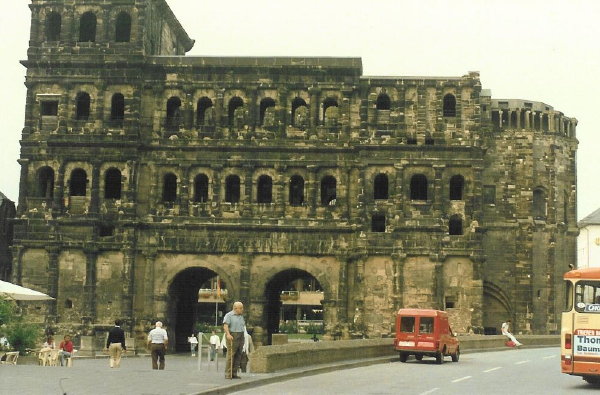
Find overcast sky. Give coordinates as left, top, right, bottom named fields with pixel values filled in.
left=1, top=0, right=598, bottom=220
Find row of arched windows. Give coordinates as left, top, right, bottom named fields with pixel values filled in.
left=44, top=11, right=132, bottom=43
left=33, top=167, right=466, bottom=204
left=375, top=93, right=456, bottom=117
left=71, top=92, right=125, bottom=122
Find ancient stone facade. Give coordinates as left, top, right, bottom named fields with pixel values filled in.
left=13, top=0, right=578, bottom=349
left=0, top=192, right=16, bottom=281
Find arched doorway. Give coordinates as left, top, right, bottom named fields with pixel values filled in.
left=482, top=281, right=512, bottom=335
left=264, top=269, right=324, bottom=344
left=167, top=268, right=228, bottom=351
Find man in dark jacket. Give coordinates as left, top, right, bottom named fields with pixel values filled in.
left=106, top=319, right=127, bottom=368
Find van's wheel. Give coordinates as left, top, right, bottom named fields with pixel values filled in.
left=435, top=352, right=443, bottom=364
left=415, top=354, right=423, bottom=361
left=399, top=352, right=408, bottom=363
left=451, top=347, right=460, bottom=362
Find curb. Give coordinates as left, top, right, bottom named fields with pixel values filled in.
left=195, top=344, right=559, bottom=394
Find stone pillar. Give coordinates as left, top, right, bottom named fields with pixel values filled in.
left=46, top=246, right=60, bottom=321
left=142, top=250, right=157, bottom=319
left=278, top=88, right=288, bottom=136
left=341, top=89, right=352, bottom=136
left=179, top=165, right=190, bottom=216
left=121, top=247, right=136, bottom=331
left=470, top=255, right=485, bottom=334
left=498, top=110, right=504, bottom=129
left=102, top=8, right=110, bottom=42
left=432, top=165, right=444, bottom=213
left=432, top=254, right=445, bottom=310
left=307, top=166, right=318, bottom=216
left=515, top=109, right=521, bottom=129
left=183, top=91, right=194, bottom=130
left=89, top=162, right=101, bottom=215
left=211, top=164, right=222, bottom=216
left=83, top=245, right=99, bottom=324
left=10, top=245, right=24, bottom=284
left=215, top=89, right=224, bottom=131
left=125, top=160, right=137, bottom=215
left=308, top=87, right=320, bottom=131
left=53, top=162, right=66, bottom=215
left=391, top=253, right=406, bottom=310
left=248, top=296, right=267, bottom=346
left=239, top=254, right=252, bottom=306
left=358, top=84, right=369, bottom=136
left=321, top=298, right=339, bottom=340
left=242, top=164, right=253, bottom=217
left=16, top=158, right=29, bottom=215
left=276, top=166, right=286, bottom=217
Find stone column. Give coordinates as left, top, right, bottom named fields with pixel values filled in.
left=341, top=89, right=352, bottom=136
left=242, top=164, right=253, bottom=217
left=239, top=254, right=252, bottom=306
left=525, top=110, right=531, bottom=129
left=102, top=8, right=110, bottom=42
left=498, top=110, right=504, bottom=129
left=320, top=298, right=339, bottom=340
left=307, top=166, right=318, bottom=216
left=308, top=87, right=320, bottom=131
left=83, top=245, right=99, bottom=324
left=142, top=250, right=157, bottom=319
left=10, top=245, right=24, bottom=285
left=16, top=158, right=29, bottom=215
left=432, top=254, right=445, bottom=310
left=278, top=88, right=288, bottom=136
left=391, top=253, right=406, bottom=310
left=179, top=165, right=190, bottom=216
left=183, top=91, right=194, bottom=130
left=89, top=161, right=101, bottom=215
left=46, top=246, right=60, bottom=321
left=215, top=89, right=224, bottom=132
left=515, top=109, right=521, bottom=129
left=125, top=160, right=137, bottom=215
left=121, top=246, right=136, bottom=330
left=275, top=166, right=286, bottom=217
left=52, top=162, right=66, bottom=215
left=432, top=165, right=445, bottom=213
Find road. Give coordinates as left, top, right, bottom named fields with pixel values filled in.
left=233, top=347, right=597, bottom=395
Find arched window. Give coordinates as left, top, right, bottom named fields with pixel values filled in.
left=372, top=214, right=386, bottom=232
left=115, top=12, right=131, bottom=42
left=259, top=98, right=276, bottom=126
left=110, top=93, right=125, bottom=122
left=443, top=94, right=456, bottom=117
left=193, top=174, right=209, bottom=203
left=36, top=166, right=54, bottom=198
left=533, top=188, right=546, bottom=219
left=79, top=12, right=97, bottom=42
left=449, top=175, right=464, bottom=200
left=225, top=175, right=240, bottom=203
left=196, top=97, right=213, bottom=126
left=323, top=98, right=339, bottom=126
left=46, top=12, right=61, bottom=41
left=257, top=175, right=273, bottom=204
left=69, top=168, right=87, bottom=196
left=291, top=97, right=308, bottom=128
left=166, top=96, right=181, bottom=130
left=289, top=175, right=304, bottom=206
left=410, top=174, right=428, bottom=200
left=374, top=173, right=389, bottom=200
left=104, top=168, right=122, bottom=199
left=449, top=215, right=463, bottom=235
left=162, top=173, right=177, bottom=202
left=320, top=176, right=337, bottom=206
left=228, top=97, right=244, bottom=127
left=376, top=94, right=391, bottom=110
left=75, top=92, right=91, bottom=120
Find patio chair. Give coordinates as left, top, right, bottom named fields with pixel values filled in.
left=1, top=351, right=19, bottom=365
left=38, top=349, right=51, bottom=366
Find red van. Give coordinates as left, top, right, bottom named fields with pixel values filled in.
left=395, top=308, right=460, bottom=364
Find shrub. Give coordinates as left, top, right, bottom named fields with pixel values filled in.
left=0, top=299, right=16, bottom=326
left=306, top=323, right=324, bottom=335
left=278, top=322, right=297, bottom=334
left=6, top=322, right=42, bottom=355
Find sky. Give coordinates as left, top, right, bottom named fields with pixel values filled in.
left=0, top=0, right=598, bottom=220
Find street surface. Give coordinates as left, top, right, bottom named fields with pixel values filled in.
left=234, top=347, right=597, bottom=395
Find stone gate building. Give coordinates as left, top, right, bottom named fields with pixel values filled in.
left=12, top=0, right=578, bottom=349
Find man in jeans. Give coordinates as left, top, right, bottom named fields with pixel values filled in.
left=147, top=321, right=168, bottom=369
left=223, top=301, right=246, bottom=379
left=59, top=335, right=74, bottom=366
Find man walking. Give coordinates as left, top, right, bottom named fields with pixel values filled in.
left=106, top=319, right=127, bottom=368
left=147, top=321, right=168, bottom=370
left=223, top=301, right=245, bottom=379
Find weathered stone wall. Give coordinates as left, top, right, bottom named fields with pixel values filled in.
left=11, top=0, right=578, bottom=347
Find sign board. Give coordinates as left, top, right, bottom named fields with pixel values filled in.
left=574, top=329, right=600, bottom=357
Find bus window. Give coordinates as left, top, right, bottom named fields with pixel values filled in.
left=575, top=281, right=600, bottom=313
left=400, top=317, right=415, bottom=333
left=419, top=317, right=434, bottom=333
left=564, top=281, right=573, bottom=312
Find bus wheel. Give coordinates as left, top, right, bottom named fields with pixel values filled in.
left=415, top=354, right=423, bottom=361
left=435, top=352, right=443, bottom=364
left=451, top=347, right=460, bottom=362
left=399, top=352, right=408, bottom=363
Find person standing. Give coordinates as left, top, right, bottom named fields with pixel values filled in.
left=187, top=333, right=198, bottom=357
left=59, top=335, right=74, bottom=366
left=501, top=319, right=522, bottom=347
left=147, top=321, right=168, bottom=370
left=223, top=301, right=245, bottom=379
left=106, top=319, right=127, bottom=368
left=209, top=330, right=220, bottom=361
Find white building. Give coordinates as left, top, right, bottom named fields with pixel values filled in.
left=578, top=209, right=600, bottom=268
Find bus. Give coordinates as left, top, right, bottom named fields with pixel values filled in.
left=562, top=267, right=600, bottom=384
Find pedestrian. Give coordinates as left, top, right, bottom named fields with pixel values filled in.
left=188, top=333, right=198, bottom=357
left=501, top=319, right=522, bottom=348
left=106, top=319, right=126, bottom=368
left=223, top=301, right=245, bottom=379
left=209, top=330, right=220, bottom=361
left=239, top=327, right=254, bottom=373
left=147, top=321, right=168, bottom=370
left=59, top=335, right=74, bottom=366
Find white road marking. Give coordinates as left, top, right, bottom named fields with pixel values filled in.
left=543, top=355, right=556, bottom=360
left=483, top=366, right=502, bottom=373
left=515, top=360, right=530, bottom=365
left=451, top=376, right=472, bottom=383
left=418, top=388, right=440, bottom=395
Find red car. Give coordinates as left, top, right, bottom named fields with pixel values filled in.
left=395, top=308, right=460, bottom=364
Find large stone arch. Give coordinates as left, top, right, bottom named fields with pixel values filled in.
left=483, top=280, right=512, bottom=334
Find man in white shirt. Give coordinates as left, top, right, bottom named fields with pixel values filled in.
left=501, top=319, right=522, bottom=347
left=209, top=330, right=220, bottom=361
left=147, top=321, right=168, bottom=369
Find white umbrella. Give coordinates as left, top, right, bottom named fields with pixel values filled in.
left=0, top=280, right=54, bottom=301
